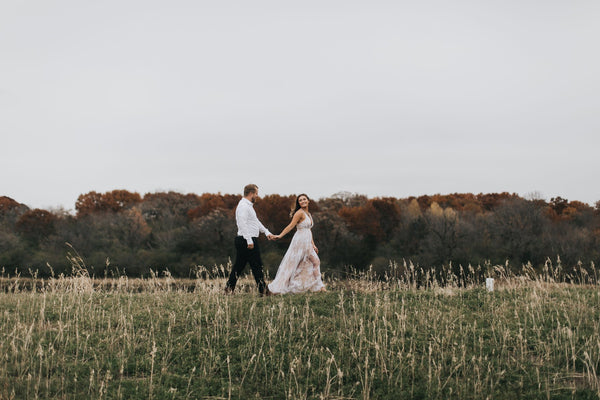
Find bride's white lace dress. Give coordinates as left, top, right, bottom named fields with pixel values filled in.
left=268, top=211, right=325, bottom=294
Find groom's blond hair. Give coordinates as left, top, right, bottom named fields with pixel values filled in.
left=244, top=184, right=258, bottom=196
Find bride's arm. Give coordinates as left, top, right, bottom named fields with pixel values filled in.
left=275, top=211, right=304, bottom=239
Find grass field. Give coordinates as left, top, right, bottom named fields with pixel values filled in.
left=0, top=263, right=599, bottom=399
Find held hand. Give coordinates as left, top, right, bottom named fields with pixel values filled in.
left=267, top=234, right=276, bottom=241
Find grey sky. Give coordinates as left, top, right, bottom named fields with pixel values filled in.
left=2, top=0, right=599, bottom=211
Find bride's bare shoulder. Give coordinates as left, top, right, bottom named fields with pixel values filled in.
left=293, top=210, right=306, bottom=220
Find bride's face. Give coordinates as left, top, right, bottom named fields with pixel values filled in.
left=298, top=196, right=309, bottom=208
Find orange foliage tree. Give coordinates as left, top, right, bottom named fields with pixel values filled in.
left=0, top=196, right=23, bottom=213
left=104, top=190, right=142, bottom=211
left=338, top=198, right=400, bottom=241
left=188, top=193, right=235, bottom=220
left=547, top=198, right=594, bottom=221
left=16, top=209, right=57, bottom=242
left=76, top=190, right=142, bottom=216
left=254, top=194, right=298, bottom=233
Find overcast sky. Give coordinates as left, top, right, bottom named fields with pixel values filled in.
left=2, top=0, right=599, bottom=211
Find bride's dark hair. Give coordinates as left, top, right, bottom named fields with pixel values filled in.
left=290, top=194, right=310, bottom=218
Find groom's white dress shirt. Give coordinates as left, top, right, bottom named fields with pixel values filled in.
left=236, top=198, right=272, bottom=245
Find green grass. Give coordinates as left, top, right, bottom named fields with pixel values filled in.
left=0, top=274, right=599, bottom=399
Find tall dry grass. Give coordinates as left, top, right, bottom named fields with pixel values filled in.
left=0, top=259, right=598, bottom=399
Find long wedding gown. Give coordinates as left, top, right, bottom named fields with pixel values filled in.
left=268, top=211, right=325, bottom=294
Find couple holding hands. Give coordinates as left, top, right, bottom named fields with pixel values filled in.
left=224, top=184, right=326, bottom=296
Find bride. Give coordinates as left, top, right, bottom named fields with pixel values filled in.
left=268, top=194, right=326, bottom=294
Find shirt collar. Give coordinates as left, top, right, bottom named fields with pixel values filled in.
left=241, top=197, right=254, bottom=206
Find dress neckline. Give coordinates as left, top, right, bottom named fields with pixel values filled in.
left=302, top=210, right=313, bottom=225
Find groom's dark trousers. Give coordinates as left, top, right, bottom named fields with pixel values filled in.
left=225, top=236, right=266, bottom=294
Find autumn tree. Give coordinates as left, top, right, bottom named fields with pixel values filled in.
left=0, top=196, right=24, bottom=214
left=383, top=199, right=427, bottom=262
left=311, top=210, right=365, bottom=269
left=421, top=203, right=462, bottom=265
left=547, top=199, right=593, bottom=223
left=489, top=198, right=550, bottom=268
left=104, top=189, right=142, bottom=211
left=336, top=199, right=398, bottom=267
left=338, top=203, right=383, bottom=240
left=188, top=193, right=228, bottom=220
left=117, top=208, right=152, bottom=249
left=16, top=208, right=57, bottom=244
left=135, top=192, right=205, bottom=270
left=75, top=191, right=104, bottom=216
left=75, top=190, right=142, bottom=216
left=141, top=192, right=201, bottom=223
left=222, top=194, right=242, bottom=209
left=547, top=196, right=569, bottom=221
left=139, top=192, right=201, bottom=248
left=318, top=192, right=368, bottom=212
left=369, top=198, right=401, bottom=240
left=0, top=196, right=29, bottom=227
left=188, top=209, right=236, bottom=258
left=254, top=194, right=297, bottom=234
left=0, top=212, right=29, bottom=274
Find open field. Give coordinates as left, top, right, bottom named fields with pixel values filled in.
left=0, top=266, right=599, bottom=399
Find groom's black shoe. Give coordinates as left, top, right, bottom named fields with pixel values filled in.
left=262, top=288, right=274, bottom=297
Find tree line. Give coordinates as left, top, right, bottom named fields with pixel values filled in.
left=1, top=190, right=599, bottom=279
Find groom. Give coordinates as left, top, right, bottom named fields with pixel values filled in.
left=225, top=184, right=275, bottom=295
